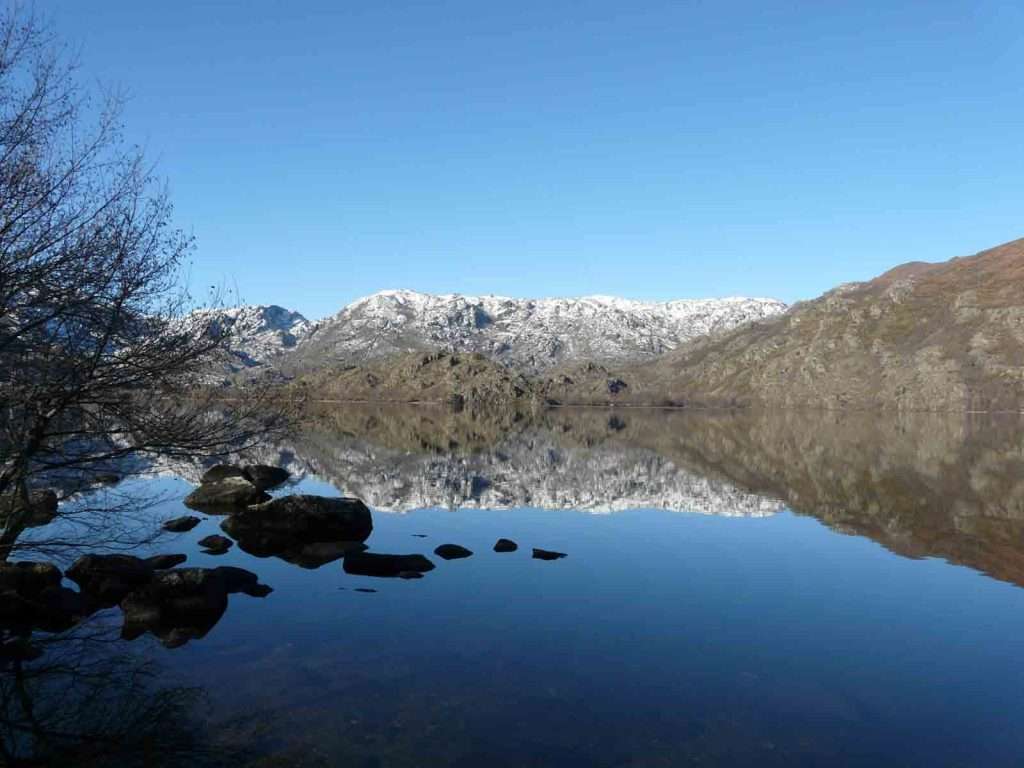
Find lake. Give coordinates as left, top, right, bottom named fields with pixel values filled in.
left=7, top=406, right=1024, bottom=767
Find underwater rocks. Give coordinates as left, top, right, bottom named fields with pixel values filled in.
left=120, top=566, right=270, bottom=648
left=163, top=515, right=201, bottom=533
left=67, top=554, right=157, bottom=607
left=343, top=552, right=435, bottom=578
left=197, top=535, right=233, bottom=554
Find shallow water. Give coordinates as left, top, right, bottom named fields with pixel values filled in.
left=7, top=407, right=1024, bottom=766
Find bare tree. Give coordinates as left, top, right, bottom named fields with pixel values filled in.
left=0, top=8, right=291, bottom=557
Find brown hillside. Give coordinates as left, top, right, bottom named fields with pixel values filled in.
left=561, top=237, right=1024, bottom=411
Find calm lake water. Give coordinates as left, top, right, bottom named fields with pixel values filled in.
left=9, top=407, right=1024, bottom=767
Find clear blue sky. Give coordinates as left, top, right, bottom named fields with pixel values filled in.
left=50, top=1, right=1023, bottom=319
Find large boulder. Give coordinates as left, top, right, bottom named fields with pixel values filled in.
left=66, top=554, right=155, bottom=607
left=184, top=476, right=270, bottom=511
left=242, top=464, right=290, bottom=491
left=343, top=552, right=435, bottom=578
left=234, top=495, right=373, bottom=541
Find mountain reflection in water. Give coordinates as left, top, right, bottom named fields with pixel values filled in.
left=7, top=405, right=1024, bottom=767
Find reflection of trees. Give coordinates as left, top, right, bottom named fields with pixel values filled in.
left=0, top=619, right=242, bottom=767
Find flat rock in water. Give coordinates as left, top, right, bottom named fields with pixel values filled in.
left=532, top=548, right=567, bottom=561
left=238, top=495, right=373, bottom=541
left=184, top=477, right=269, bottom=511
left=243, top=464, right=290, bottom=491
left=163, top=515, right=201, bottom=533
left=494, top=538, right=518, bottom=553
left=200, top=464, right=247, bottom=484
left=343, top=552, right=435, bottom=578
left=434, top=544, right=473, bottom=560
left=145, top=554, right=188, bottom=570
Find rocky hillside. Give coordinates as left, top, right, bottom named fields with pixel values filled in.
left=293, top=351, right=540, bottom=407
left=191, top=305, right=312, bottom=374
left=546, top=237, right=1024, bottom=411
left=284, top=290, right=786, bottom=374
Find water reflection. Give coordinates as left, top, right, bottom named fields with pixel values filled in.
left=288, top=405, right=1024, bottom=588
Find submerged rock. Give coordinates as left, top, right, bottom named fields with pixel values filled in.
left=343, top=552, right=435, bottom=578
left=145, top=554, right=188, bottom=570
left=243, top=464, right=290, bottom=491
left=67, top=554, right=155, bottom=607
left=163, top=515, right=201, bottom=533
left=120, top=566, right=270, bottom=648
left=220, top=516, right=367, bottom=568
left=197, top=535, right=232, bottom=554
left=494, top=538, right=518, bottom=553
left=434, top=544, right=473, bottom=560
left=184, top=477, right=270, bottom=511
left=532, top=548, right=567, bottom=561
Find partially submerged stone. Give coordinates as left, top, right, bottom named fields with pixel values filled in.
left=532, top=548, right=567, bottom=561
left=197, top=534, right=232, bottom=553
left=343, top=552, right=435, bottom=578
left=494, top=538, right=518, bottom=553
left=163, top=515, right=201, bottom=533
left=434, top=544, right=473, bottom=560
left=67, top=554, right=155, bottom=607
left=200, top=464, right=247, bottom=484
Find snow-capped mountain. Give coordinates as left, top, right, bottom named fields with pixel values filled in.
left=285, top=290, right=787, bottom=374
left=190, top=305, right=313, bottom=372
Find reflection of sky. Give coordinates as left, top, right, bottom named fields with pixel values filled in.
left=111, top=473, right=1024, bottom=767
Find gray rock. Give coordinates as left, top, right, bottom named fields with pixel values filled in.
left=184, top=476, right=269, bottom=510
